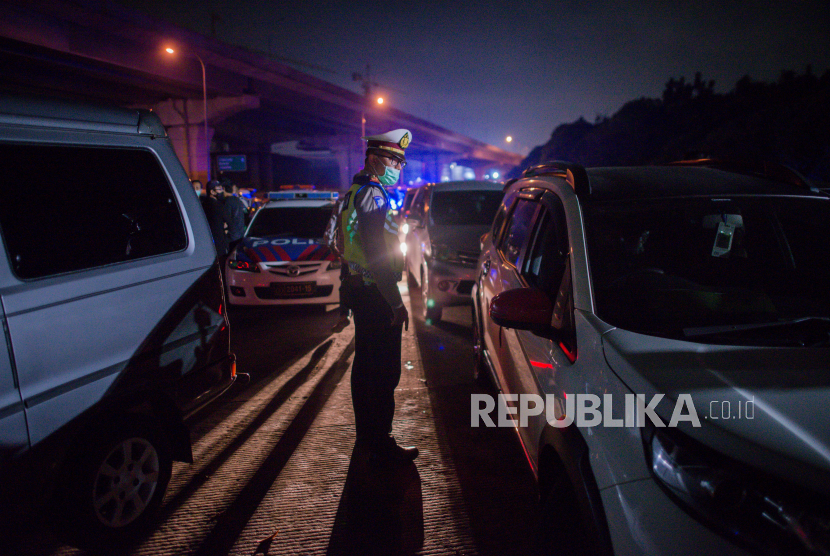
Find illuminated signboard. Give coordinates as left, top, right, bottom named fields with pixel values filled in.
left=217, top=154, right=247, bottom=172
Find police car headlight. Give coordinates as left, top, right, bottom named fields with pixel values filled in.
left=227, top=251, right=260, bottom=273
left=327, top=259, right=342, bottom=271
left=227, top=259, right=259, bottom=272
left=645, top=427, right=830, bottom=555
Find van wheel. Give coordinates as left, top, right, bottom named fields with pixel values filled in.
left=58, top=420, right=172, bottom=548
left=421, top=267, right=442, bottom=323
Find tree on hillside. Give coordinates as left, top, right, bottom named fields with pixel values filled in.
left=510, top=69, right=830, bottom=185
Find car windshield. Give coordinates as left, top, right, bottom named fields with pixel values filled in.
left=583, top=196, right=830, bottom=345
left=430, top=190, right=504, bottom=226
left=247, top=205, right=332, bottom=239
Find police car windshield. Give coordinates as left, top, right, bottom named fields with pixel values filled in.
left=583, top=195, right=830, bottom=344
left=247, top=206, right=332, bottom=239
left=430, top=190, right=504, bottom=226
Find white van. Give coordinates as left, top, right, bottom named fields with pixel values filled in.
left=0, top=94, right=236, bottom=546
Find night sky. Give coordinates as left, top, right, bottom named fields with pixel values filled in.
left=117, top=0, right=830, bottom=154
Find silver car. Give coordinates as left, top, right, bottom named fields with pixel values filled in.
left=405, top=180, right=504, bottom=322
left=473, top=160, right=830, bottom=556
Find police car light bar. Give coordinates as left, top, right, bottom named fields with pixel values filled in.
left=268, top=191, right=339, bottom=200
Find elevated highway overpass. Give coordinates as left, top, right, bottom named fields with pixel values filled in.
left=0, top=0, right=523, bottom=190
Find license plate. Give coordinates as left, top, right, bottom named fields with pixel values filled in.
left=271, top=282, right=315, bottom=296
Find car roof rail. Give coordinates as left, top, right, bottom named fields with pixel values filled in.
left=522, top=160, right=591, bottom=197
left=667, top=158, right=817, bottom=191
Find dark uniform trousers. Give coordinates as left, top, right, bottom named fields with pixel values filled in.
left=349, top=279, right=403, bottom=449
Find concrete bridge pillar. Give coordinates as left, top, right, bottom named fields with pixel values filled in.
left=152, top=95, right=260, bottom=183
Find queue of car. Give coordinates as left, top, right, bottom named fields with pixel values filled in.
left=4, top=92, right=827, bottom=556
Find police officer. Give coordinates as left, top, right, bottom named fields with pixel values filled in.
left=341, top=129, right=418, bottom=464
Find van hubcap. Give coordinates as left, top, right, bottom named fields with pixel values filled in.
left=92, top=437, right=160, bottom=528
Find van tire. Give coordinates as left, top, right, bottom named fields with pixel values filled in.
left=57, top=419, right=172, bottom=548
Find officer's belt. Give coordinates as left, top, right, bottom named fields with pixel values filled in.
left=347, top=262, right=374, bottom=283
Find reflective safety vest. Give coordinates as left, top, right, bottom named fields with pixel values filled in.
left=341, top=178, right=404, bottom=282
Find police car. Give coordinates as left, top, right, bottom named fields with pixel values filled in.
left=225, top=190, right=341, bottom=306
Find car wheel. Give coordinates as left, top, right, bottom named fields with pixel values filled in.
left=421, top=266, right=442, bottom=322
left=472, top=304, right=490, bottom=385
left=58, top=419, right=172, bottom=548
left=538, top=470, right=593, bottom=556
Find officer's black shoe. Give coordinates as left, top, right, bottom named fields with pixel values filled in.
left=366, top=438, right=419, bottom=465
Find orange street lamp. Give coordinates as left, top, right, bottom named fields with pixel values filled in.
left=361, top=97, right=386, bottom=138
left=165, top=46, right=210, bottom=180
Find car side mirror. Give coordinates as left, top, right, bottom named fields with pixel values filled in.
left=489, top=287, right=553, bottom=332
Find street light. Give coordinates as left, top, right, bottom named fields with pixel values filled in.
left=360, top=96, right=385, bottom=138
left=165, top=46, right=210, bottom=180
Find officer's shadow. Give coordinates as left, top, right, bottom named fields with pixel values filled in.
left=326, top=447, right=424, bottom=556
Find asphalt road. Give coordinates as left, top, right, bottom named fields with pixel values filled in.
left=7, top=279, right=544, bottom=556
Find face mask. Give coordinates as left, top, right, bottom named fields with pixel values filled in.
left=378, top=165, right=400, bottom=185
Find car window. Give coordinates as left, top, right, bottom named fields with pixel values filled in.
left=498, top=199, right=538, bottom=268
left=429, top=190, right=504, bottom=226
left=247, top=205, right=333, bottom=238
left=409, top=186, right=428, bottom=219
left=584, top=195, right=830, bottom=343
left=523, top=195, right=569, bottom=294
left=490, top=191, right=516, bottom=245
left=0, top=143, right=186, bottom=280
left=402, top=188, right=417, bottom=213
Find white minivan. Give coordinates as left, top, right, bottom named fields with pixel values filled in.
left=404, top=180, right=504, bottom=322
left=0, top=94, right=236, bottom=548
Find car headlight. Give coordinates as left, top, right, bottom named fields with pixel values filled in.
left=432, top=243, right=456, bottom=262
left=645, top=427, right=830, bottom=555
left=227, top=259, right=260, bottom=272
left=327, top=258, right=342, bottom=270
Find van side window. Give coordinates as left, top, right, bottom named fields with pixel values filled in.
left=498, top=199, right=538, bottom=268
left=0, top=144, right=187, bottom=279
